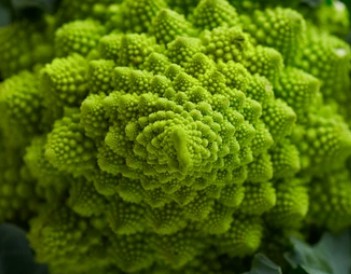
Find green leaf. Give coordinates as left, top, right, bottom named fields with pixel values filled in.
left=0, top=4, right=11, bottom=26
left=10, top=0, right=46, bottom=20
left=300, top=0, right=323, bottom=7
left=315, top=232, right=351, bottom=274
left=11, top=0, right=46, bottom=10
left=244, top=253, right=283, bottom=274
left=286, top=238, right=332, bottom=274
left=285, top=231, right=351, bottom=274
left=289, top=266, right=309, bottom=274
left=0, top=223, right=49, bottom=274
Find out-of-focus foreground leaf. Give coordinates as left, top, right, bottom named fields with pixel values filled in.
left=11, top=0, right=46, bottom=10
left=0, top=224, right=48, bottom=274
left=0, top=2, right=11, bottom=26
left=244, top=253, right=283, bottom=274
left=10, top=0, right=50, bottom=19
left=285, top=231, right=351, bottom=274
left=0, top=0, right=60, bottom=24
left=301, top=0, right=323, bottom=7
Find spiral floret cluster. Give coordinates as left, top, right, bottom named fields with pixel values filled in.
left=0, top=0, right=351, bottom=273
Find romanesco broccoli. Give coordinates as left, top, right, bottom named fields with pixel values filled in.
left=0, top=0, right=351, bottom=273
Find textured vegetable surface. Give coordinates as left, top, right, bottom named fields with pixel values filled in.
left=0, top=0, right=351, bottom=273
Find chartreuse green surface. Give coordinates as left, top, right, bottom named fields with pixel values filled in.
left=0, top=0, right=351, bottom=273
